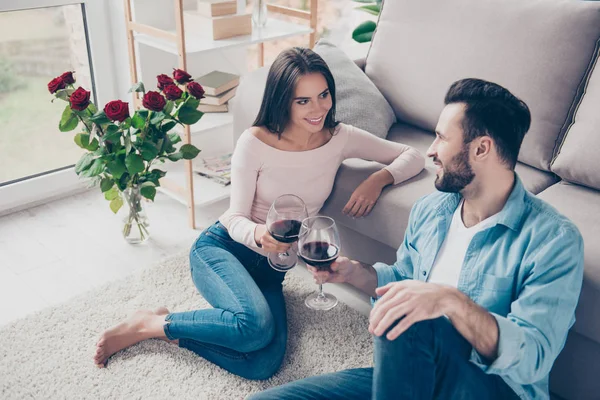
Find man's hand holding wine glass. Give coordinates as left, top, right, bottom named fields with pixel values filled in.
left=306, top=256, right=356, bottom=285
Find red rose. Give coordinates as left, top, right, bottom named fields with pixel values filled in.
left=173, top=68, right=192, bottom=84
left=157, top=74, right=175, bottom=90
left=104, top=100, right=130, bottom=122
left=60, top=71, right=75, bottom=85
left=187, top=82, right=205, bottom=99
left=47, top=77, right=66, bottom=94
left=69, top=87, right=91, bottom=111
left=142, top=91, right=166, bottom=111
left=163, top=84, right=183, bottom=101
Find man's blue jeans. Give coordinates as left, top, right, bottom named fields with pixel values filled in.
left=250, top=317, right=520, bottom=399
left=163, top=221, right=287, bottom=380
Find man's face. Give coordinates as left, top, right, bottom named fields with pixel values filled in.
left=426, top=103, right=475, bottom=193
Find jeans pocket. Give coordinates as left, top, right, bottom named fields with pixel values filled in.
left=204, top=222, right=235, bottom=243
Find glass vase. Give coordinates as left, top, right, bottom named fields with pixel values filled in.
left=121, top=186, right=150, bottom=244
left=252, top=0, right=268, bottom=28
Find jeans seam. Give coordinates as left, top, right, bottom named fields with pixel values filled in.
left=181, top=339, right=248, bottom=360
left=190, top=246, right=245, bottom=313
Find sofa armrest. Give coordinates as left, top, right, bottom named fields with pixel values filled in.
left=354, top=57, right=367, bottom=71
left=230, top=67, right=269, bottom=148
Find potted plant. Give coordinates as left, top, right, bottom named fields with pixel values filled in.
left=48, top=69, right=204, bottom=243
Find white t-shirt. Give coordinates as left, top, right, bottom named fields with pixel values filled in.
left=427, top=200, right=499, bottom=288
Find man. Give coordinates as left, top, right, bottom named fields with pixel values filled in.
left=249, top=79, right=584, bottom=400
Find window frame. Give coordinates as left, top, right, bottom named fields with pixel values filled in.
left=0, top=0, right=118, bottom=214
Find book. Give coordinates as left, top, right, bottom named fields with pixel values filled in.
left=196, top=0, right=237, bottom=17
left=193, top=153, right=232, bottom=186
left=184, top=11, right=252, bottom=40
left=195, top=70, right=240, bottom=97
left=200, top=86, right=237, bottom=106
left=197, top=103, right=229, bottom=113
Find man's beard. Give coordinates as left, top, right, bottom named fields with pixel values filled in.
left=434, top=144, right=475, bottom=193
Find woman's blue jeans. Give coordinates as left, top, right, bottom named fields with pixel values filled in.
left=163, top=221, right=287, bottom=380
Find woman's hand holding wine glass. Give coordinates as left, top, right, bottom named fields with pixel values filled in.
left=254, top=225, right=293, bottom=253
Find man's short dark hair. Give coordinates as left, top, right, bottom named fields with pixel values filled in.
left=444, top=78, right=531, bottom=169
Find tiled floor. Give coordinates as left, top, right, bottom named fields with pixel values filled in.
left=0, top=189, right=229, bottom=327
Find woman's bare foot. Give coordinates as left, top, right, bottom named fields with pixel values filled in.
left=94, top=307, right=172, bottom=368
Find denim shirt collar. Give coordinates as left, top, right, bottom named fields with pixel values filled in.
left=434, top=174, right=527, bottom=232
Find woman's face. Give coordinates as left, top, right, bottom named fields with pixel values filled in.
left=288, top=72, right=332, bottom=134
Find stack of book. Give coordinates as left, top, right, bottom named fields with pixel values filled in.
left=193, top=152, right=232, bottom=186
left=184, top=0, right=252, bottom=41
left=195, top=70, right=239, bottom=113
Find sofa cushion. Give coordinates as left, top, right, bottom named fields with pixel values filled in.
left=321, top=123, right=560, bottom=249
left=537, top=182, right=600, bottom=344
left=314, top=39, right=396, bottom=139
left=551, top=52, right=600, bottom=190
left=366, top=0, right=600, bottom=171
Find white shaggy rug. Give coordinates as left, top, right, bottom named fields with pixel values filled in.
left=0, top=253, right=373, bottom=399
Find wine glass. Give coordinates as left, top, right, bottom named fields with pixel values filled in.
left=266, top=194, right=308, bottom=272
left=298, top=216, right=340, bottom=310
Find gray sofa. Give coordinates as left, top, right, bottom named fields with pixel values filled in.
left=231, top=0, right=600, bottom=398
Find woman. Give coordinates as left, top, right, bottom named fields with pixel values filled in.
left=94, top=47, right=425, bottom=378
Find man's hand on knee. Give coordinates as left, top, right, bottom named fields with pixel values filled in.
left=369, top=281, right=458, bottom=341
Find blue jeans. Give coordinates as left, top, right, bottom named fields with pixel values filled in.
left=249, top=317, right=520, bottom=399
left=163, top=221, right=287, bottom=380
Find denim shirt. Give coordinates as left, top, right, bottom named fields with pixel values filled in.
left=373, top=175, right=584, bottom=400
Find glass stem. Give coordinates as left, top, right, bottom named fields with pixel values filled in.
left=317, top=283, right=326, bottom=300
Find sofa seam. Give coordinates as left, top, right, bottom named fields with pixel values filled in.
left=550, top=37, right=600, bottom=170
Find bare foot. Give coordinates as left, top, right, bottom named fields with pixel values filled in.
left=94, top=308, right=170, bottom=368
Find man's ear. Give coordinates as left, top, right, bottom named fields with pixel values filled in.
left=473, top=136, right=493, bottom=160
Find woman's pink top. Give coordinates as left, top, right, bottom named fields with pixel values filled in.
left=219, top=123, right=425, bottom=252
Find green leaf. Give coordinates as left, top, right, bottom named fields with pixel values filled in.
left=145, top=168, right=166, bottom=186
left=140, top=142, right=159, bottom=161
left=183, top=96, right=200, bottom=110
left=356, top=4, right=380, bottom=15
left=140, top=182, right=156, bottom=201
left=59, top=105, right=79, bottom=132
left=163, top=101, right=174, bottom=115
left=180, top=144, right=201, bottom=160
left=178, top=106, right=204, bottom=125
left=100, top=177, right=115, bottom=192
left=117, top=173, right=130, bottom=191
left=74, top=132, right=89, bottom=149
left=150, top=112, right=165, bottom=125
left=104, top=186, right=119, bottom=200
left=55, top=88, right=75, bottom=102
left=107, top=157, right=127, bottom=179
left=81, top=158, right=104, bottom=177
left=103, top=125, right=121, bottom=143
left=168, top=133, right=182, bottom=145
left=87, top=138, right=99, bottom=151
left=90, top=111, right=111, bottom=125
left=161, top=121, right=177, bottom=132
left=131, top=112, right=146, bottom=130
left=125, top=153, right=145, bottom=175
left=110, top=196, right=123, bottom=214
left=128, top=82, right=146, bottom=93
left=167, top=152, right=184, bottom=162
left=87, top=103, right=98, bottom=114
left=74, top=153, right=94, bottom=174
left=352, top=20, right=377, bottom=43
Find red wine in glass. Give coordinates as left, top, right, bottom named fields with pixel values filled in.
left=269, top=219, right=302, bottom=244
left=298, top=241, right=339, bottom=271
